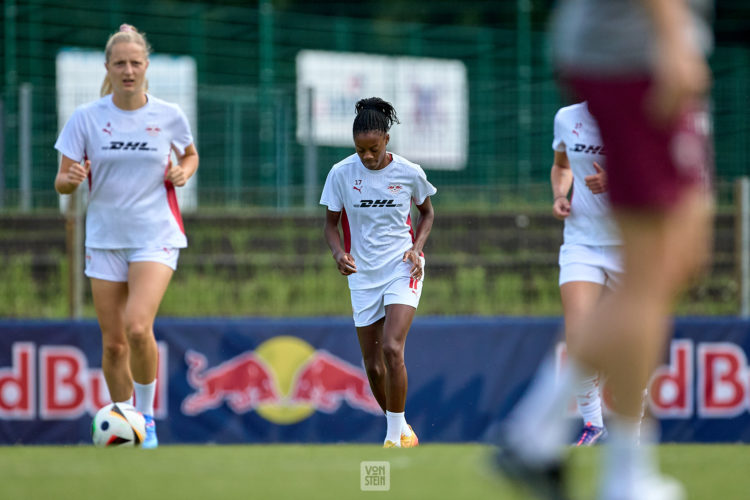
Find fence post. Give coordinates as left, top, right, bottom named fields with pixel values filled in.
left=19, top=82, right=32, bottom=211
left=737, top=177, right=750, bottom=317
left=0, top=99, right=4, bottom=208
left=516, top=0, right=532, bottom=192
left=304, top=86, right=318, bottom=210
left=66, top=189, right=84, bottom=319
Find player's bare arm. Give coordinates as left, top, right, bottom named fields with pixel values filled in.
left=166, top=143, right=199, bottom=187
left=550, top=149, right=572, bottom=220
left=403, top=196, right=434, bottom=279
left=55, top=155, right=91, bottom=194
left=642, top=0, right=711, bottom=124
left=324, top=209, right=357, bottom=275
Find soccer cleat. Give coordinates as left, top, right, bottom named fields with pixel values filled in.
left=383, top=440, right=398, bottom=448
left=493, top=440, right=568, bottom=500
left=401, top=425, right=419, bottom=448
left=142, top=414, right=158, bottom=449
left=574, top=422, right=607, bottom=447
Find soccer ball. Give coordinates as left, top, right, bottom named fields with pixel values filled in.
left=91, top=403, right=146, bottom=447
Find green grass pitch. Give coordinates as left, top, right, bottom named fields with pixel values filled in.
left=1, top=444, right=748, bottom=499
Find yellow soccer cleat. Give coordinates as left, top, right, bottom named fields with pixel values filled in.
left=401, top=425, right=419, bottom=448
left=383, top=440, right=398, bottom=448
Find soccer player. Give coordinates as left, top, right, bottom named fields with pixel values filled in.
left=321, top=97, right=436, bottom=448
left=551, top=101, right=620, bottom=446
left=54, top=24, right=199, bottom=449
left=496, top=1, right=713, bottom=499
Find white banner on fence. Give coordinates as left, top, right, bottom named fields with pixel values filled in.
left=296, top=50, right=468, bottom=170
left=55, top=49, right=198, bottom=211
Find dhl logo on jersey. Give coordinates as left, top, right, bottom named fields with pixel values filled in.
left=355, top=199, right=402, bottom=208
left=102, top=141, right=157, bottom=151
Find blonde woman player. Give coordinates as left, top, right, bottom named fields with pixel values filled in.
left=54, top=24, right=198, bottom=448
left=551, top=101, right=621, bottom=446
left=321, top=97, right=436, bottom=448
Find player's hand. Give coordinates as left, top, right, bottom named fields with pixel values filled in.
left=65, top=160, right=90, bottom=188
left=165, top=163, right=188, bottom=187
left=333, top=250, right=357, bottom=275
left=403, top=249, right=423, bottom=280
left=552, top=196, right=571, bottom=220
left=584, top=162, right=608, bottom=194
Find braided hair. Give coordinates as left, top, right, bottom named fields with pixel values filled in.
left=353, top=97, right=400, bottom=136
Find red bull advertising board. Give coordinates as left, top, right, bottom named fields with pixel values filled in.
left=3, top=317, right=750, bottom=444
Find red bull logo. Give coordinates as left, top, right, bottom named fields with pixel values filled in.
left=181, top=336, right=382, bottom=424
left=0, top=342, right=168, bottom=420
left=182, top=351, right=280, bottom=415
left=555, top=339, right=750, bottom=418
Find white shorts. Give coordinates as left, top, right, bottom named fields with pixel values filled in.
left=350, top=259, right=425, bottom=327
left=558, top=243, right=622, bottom=288
left=85, top=247, right=180, bottom=282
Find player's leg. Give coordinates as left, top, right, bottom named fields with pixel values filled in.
left=87, top=248, right=133, bottom=404
left=125, top=258, right=175, bottom=448
left=560, top=278, right=607, bottom=445
left=381, top=302, right=417, bottom=447
left=356, top=318, right=387, bottom=413
left=380, top=267, right=423, bottom=448
left=90, top=278, right=131, bottom=403
left=575, top=187, right=711, bottom=499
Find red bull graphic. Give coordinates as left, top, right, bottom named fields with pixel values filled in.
left=290, top=350, right=382, bottom=414
left=182, top=351, right=280, bottom=415
left=555, top=339, right=750, bottom=419
left=6, top=318, right=750, bottom=444
left=181, top=336, right=381, bottom=423
left=0, top=342, right=168, bottom=420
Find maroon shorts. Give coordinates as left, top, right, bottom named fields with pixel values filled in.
left=564, top=76, right=713, bottom=209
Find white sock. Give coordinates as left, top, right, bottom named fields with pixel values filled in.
left=504, top=356, right=579, bottom=465
left=575, top=371, right=604, bottom=427
left=401, top=415, right=413, bottom=437
left=601, top=415, right=657, bottom=496
left=133, top=380, right=156, bottom=417
left=385, top=411, right=405, bottom=446
left=115, top=396, right=133, bottom=406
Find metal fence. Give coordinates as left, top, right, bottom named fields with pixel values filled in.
left=0, top=1, right=749, bottom=318
left=1, top=1, right=748, bottom=212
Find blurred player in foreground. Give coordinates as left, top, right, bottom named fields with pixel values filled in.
left=54, top=24, right=199, bottom=449
left=321, top=97, right=436, bottom=447
left=551, top=101, right=621, bottom=446
left=496, top=1, right=713, bottom=499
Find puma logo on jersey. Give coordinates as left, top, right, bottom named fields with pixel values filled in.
left=353, top=186, right=362, bottom=193
left=571, top=143, right=606, bottom=155
left=102, top=122, right=112, bottom=136
left=357, top=199, right=400, bottom=208
left=102, top=141, right=157, bottom=151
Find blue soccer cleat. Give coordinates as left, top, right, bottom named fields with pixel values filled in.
left=142, top=415, right=158, bottom=449
left=574, top=422, right=607, bottom=447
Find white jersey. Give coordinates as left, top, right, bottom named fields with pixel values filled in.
left=55, top=94, right=194, bottom=249
left=320, top=152, right=437, bottom=290
left=553, top=102, right=620, bottom=246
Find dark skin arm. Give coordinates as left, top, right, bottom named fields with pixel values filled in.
left=402, top=197, right=434, bottom=279
left=324, top=209, right=357, bottom=275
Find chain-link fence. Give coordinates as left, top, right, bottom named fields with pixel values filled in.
left=0, top=1, right=748, bottom=318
